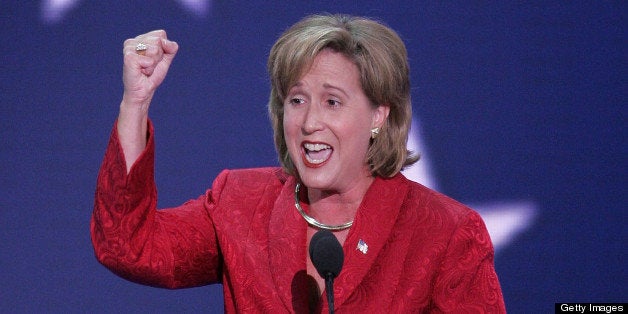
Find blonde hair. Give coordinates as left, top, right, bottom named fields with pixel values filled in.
left=268, top=14, right=418, bottom=177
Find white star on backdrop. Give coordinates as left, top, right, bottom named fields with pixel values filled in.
left=40, top=2, right=537, bottom=252
left=41, top=0, right=211, bottom=23
left=403, top=119, right=537, bottom=252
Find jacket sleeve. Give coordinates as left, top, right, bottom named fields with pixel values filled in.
left=90, top=120, right=223, bottom=289
left=431, top=210, right=507, bottom=313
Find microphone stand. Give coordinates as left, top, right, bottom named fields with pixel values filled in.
left=325, top=273, right=335, bottom=314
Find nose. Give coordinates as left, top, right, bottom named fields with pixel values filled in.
left=302, top=102, right=324, bottom=134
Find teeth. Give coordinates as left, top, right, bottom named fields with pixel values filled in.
left=304, top=143, right=331, bottom=151
left=306, top=154, right=326, bottom=164
left=302, top=142, right=332, bottom=165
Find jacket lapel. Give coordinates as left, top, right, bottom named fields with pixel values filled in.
left=267, top=176, right=310, bottom=311
left=332, top=174, right=408, bottom=308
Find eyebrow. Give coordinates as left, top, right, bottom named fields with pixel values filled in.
left=287, top=82, right=351, bottom=99
left=322, top=83, right=350, bottom=98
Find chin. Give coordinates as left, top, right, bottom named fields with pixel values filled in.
left=295, top=168, right=336, bottom=190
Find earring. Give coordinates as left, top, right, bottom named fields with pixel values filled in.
left=370, top=127, right=379, bottom=139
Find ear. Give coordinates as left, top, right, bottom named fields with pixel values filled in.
left=372, top=104, right=390, bottom=129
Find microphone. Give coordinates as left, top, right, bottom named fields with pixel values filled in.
left=309, top=230, right=344, bottom=314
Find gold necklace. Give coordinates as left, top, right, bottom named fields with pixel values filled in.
left=294, top=183, right=353, bottom=231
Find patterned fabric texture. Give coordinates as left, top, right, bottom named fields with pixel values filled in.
left=91, top=121, right=506, bottom=313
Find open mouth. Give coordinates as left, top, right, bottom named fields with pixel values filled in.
left=301, top=142, right=332, bottom=167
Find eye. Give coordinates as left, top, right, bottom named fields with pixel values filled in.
left=326, top=99, right=341, bottom=107
left=288, top=97, right=305, bottom=106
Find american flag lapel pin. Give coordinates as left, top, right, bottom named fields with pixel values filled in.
left=357, top=239, right=368, bottom=254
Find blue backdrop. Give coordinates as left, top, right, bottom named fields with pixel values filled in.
left=1, top=1, right=625, bottom=313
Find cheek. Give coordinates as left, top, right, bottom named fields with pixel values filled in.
left=338, top=121, right=369, bottom=147
left=283, top=107, right=305, bottom=134
left=282, top=117, right=299, bottom=149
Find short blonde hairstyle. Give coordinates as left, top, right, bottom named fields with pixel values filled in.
left=268, top=14, right=418, bottom=177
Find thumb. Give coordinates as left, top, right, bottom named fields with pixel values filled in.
left=161, top=38, right=179, bottom=56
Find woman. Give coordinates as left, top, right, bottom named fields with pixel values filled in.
left=92, top=14, right=506, bottom=313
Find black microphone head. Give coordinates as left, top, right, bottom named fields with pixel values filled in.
left=309, top=230, right=344, bottom=279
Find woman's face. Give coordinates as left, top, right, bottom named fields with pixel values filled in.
left=283, top=49, right=389, bottom=194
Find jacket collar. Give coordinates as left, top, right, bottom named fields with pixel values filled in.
left=268, top=174, right=409, bottom=311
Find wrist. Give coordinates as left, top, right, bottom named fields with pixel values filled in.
left=117, top=100, right=148, bottom=143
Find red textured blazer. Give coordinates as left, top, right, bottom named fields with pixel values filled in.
left=91, top=122, right=506, bottom=313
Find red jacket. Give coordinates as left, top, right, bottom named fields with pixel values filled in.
left=91, top=122, right=506, bottom=313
